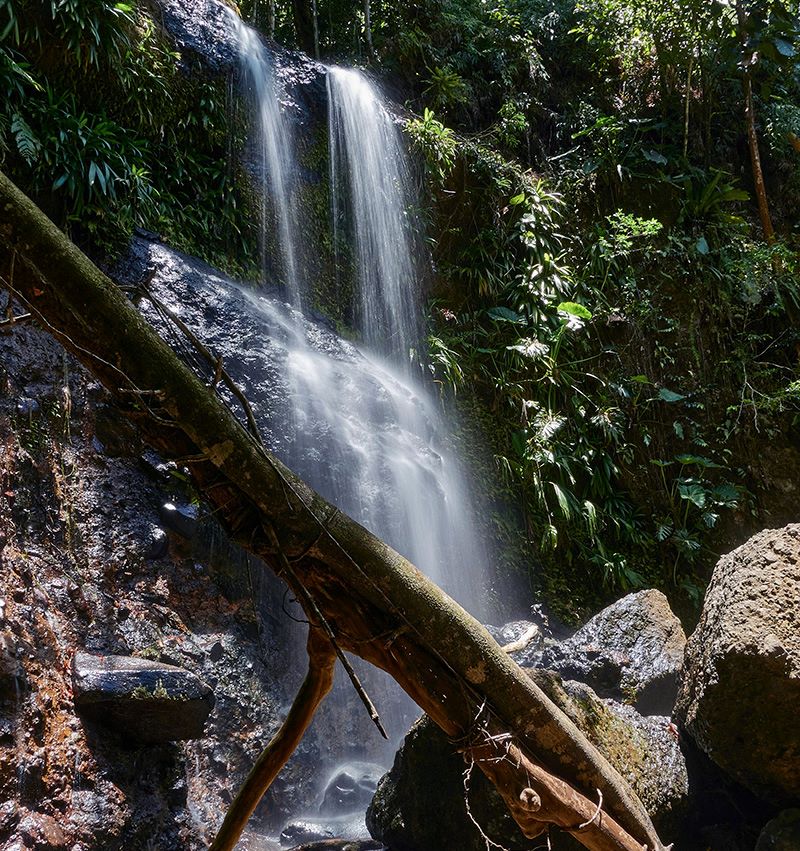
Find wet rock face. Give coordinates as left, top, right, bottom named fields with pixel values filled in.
left=152, top=0, right=327, bottom=126
left=279, top=762, right=385, bottom=847
left=495, top=590, right=687, bottom=716
left=0, top=295, right=308, bottom=848
left=367, top=669, right=689, bottom=851
left=320, top=763, right=384, bottom=816
left=72, top=652, right=214, bottom=744
left=153, top=0, right=239, bottom=72
left=675, top=525, right=800, bottom=804
left=367, top=714, right=535, bottom=851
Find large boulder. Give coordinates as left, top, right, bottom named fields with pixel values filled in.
left=72, top=652, right=215, bottom=744
left=367, top=669, right=689, bottom=851
left=497, top=589, right=686, bottom=715
left=756, top=810, right=800, bottom=850
left=675, top=525, right=800, bottom=803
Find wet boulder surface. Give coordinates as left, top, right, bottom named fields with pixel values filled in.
left=756, top=809, right=800, bottom=850
left=497, top=589, right=687, bottom=716
left=72, top=652, right=215, bottom=744
left=676, top=525, right=800, bottom=804
left=367, top=666, right=689, bottom=851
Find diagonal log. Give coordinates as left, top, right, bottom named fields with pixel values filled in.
left=0, top=171, right=667, bottom=851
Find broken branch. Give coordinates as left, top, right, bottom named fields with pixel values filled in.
left=208, top=628, right=337, bottom=851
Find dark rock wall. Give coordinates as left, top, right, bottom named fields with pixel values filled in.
left=0, top=294, right=320, bottom=849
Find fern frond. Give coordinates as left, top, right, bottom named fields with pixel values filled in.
left=11, top=113, right=40, bottom=165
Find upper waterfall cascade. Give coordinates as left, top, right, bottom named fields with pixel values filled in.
left=230, top=20, right=492, bottom=618
left=327, top=65, right=422, bottom=362
left=232, top=14, right=302, bottom=302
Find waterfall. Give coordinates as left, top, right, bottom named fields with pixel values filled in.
left=231, top=14, right=302, bottom=303
left=327, top=66, right=422, bottom=362
left=223, top=20, right=496, bottom=835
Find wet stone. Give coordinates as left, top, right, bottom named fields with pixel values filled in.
left=319, top=762, right=384, bottom=815
left=160, top=501, right=199, bottom=540
left=15, top=398, right=39, bottom=416
left=17, top=810, right=69, bottom=848
left=281, top=821, right=336, bottom=847
left=756, top=810, right=800, bottom=850
left=72, top=652, right=214, bottom=744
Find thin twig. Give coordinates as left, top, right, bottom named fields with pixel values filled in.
left=0, top=311, right=32, bottom=330
left=463, top=758, right=512, bottom=851
left=264, top=522, right=388, bottom=739
left=577, top=789, right=604, bottom=831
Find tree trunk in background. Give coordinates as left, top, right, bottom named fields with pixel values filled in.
left=736, top=0, right=776, bottom=244
left=0, top=171, right=668, bottom=851
left=364, top=0, right=374, bottom=59
left=742, top=72, right=775, bottom=243
left=311, top=0, right=319, bottom=59
left=292, top=0, right=315, bottom=56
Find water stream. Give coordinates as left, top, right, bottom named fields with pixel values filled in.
left=327, top=66, right=422, bottom=363
left=232, top=14, right=302, bottom=302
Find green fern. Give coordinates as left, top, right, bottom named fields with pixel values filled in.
left=11, top=113, right=39, bottom=164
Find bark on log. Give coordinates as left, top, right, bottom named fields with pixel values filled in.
left=0, top=171, right=667, bottom=851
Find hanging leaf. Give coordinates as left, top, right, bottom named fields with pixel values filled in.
left=642, top=148, right=668, bottom=165
left=656, top=520, right=673, bottom=542
left=675, top=453, right=722, bottom=469
left=711, top=483, right=740, bottom=507
left=677, top=481, right=707, bottom=508
left=695, top=235, right=709, bottom=255
left=658, top=388, right=686, bottom=403
left=650, top=459, right=673, bottom=468
left=11, top=114, right=40, bottom=165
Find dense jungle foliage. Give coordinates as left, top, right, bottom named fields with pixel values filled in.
left=2, top=0, right=799, bottom=619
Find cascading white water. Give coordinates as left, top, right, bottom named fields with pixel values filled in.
left=234, top=288, right=489, bottom=613
left=225, top=21, right=496, bottom=832
left=231, top=15, right=302, bottom=303
left=327, top=66, right=422, bottom=363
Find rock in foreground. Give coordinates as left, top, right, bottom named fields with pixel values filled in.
left=504, top=589, right=686, bottom=715
left=72, top=652, right=214, bottom=744
left=675, top=525, right=800, bottom=803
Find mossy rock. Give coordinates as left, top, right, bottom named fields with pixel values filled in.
left=367, top=668, right=689, bottom=851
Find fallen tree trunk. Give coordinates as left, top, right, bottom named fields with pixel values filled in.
left=0, top=171, right=667, bottom=851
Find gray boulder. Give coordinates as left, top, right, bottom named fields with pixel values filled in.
left=153, top=0, right=239, bottom=72
left=320, top=762, right=385, bottom=815
left=72, top=652, right=214, bottom=744
left=505, top=590, right=686, bottom=715
left=675, top=525, right=800, bottom=803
